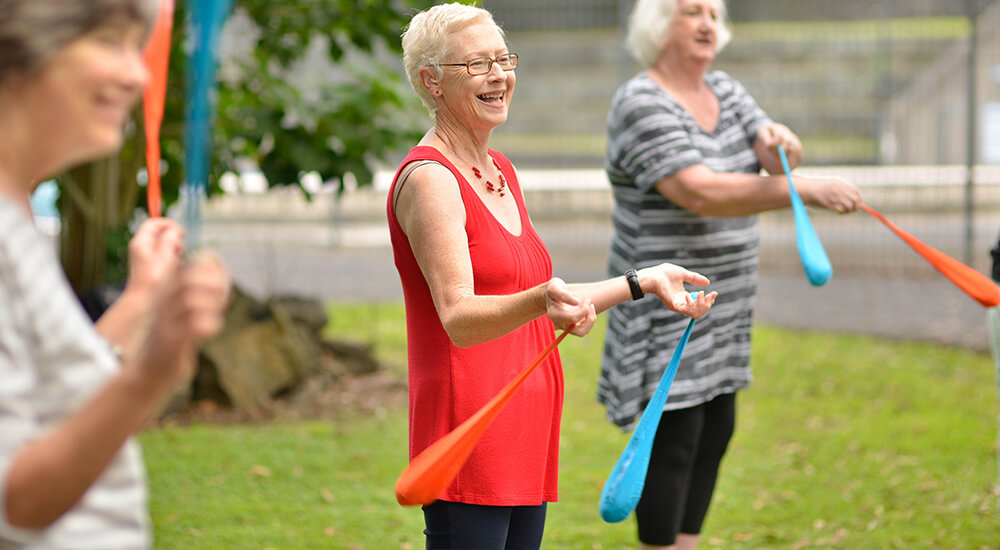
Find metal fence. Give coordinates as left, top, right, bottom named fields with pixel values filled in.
left=203, top=1, right=1000, bottom=351
left=475, top=0, right=1000, bottom=277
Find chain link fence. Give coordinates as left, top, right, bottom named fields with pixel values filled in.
left=479, top=0, right=1000, bottom=279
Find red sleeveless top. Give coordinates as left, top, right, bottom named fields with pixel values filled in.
left=386, top=146, right=563, bottom=505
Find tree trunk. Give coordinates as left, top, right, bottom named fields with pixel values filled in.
left=59, top=115, right=144, bottom=293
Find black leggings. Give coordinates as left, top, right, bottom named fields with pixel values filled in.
left=423, top=500, right=547, bottom=549
left=635, top=392, right=736, bottom=545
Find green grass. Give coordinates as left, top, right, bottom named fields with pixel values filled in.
left=142, top=302, right=999, bottom=549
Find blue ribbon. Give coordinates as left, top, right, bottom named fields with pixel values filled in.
left=184, top=0, right=232, bottom=250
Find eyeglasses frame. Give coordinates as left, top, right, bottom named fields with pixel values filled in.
left=439, top=53, right=519, bottom=76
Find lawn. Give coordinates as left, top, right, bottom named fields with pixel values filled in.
left=142, top=302, right=998, bottom=549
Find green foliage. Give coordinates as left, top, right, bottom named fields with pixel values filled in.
left=146, top=0, right=433, bottom=212
left=143, top=303, right=999, bottom=549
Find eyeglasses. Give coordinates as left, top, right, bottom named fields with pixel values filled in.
left=439, top=53, right=518, bottom=75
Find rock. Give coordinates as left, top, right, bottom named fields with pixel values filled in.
left=194, top=285, right=323, bottom=418
left=171, top=284, right=384, bottom=421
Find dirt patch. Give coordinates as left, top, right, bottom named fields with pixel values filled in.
left=158, top=349, right=408, bottom=426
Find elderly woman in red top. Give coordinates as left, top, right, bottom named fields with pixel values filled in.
left=386, top=3, right=718, bottom=548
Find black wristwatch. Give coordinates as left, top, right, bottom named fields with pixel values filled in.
left=625, top=269, right=644, bottom=300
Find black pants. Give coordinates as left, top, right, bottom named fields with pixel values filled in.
left=635, top=393, right=737, bottom=545
left=423, top=500, right=547, bottom=549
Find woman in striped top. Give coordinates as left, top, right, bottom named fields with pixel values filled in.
left=0, top=2, right=230, bottom=548
left=599, top=1, right=862, bottom=549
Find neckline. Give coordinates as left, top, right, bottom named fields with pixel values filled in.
left=415, top=146, right=524, bottom=238
left=643, top=71, right=721, bottom=135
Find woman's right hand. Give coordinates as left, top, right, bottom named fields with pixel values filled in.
left=638, top=264, right=717, bottom=319
left=795, top=175, right=862, bottom=214
left=544, top=277, right=596, bottom=336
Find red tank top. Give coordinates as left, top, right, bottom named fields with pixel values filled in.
left=386, top=146, right=563, bottom=505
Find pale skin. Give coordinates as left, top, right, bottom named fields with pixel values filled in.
left=637, top=1, right=860, bottom=549
left=394, top=18, right=715, bottom=350
left=0, top=20, right=230, bottom=530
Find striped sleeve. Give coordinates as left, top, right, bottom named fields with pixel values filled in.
left=717, top=72, right=772, bottom=146
left=607, top=83, right=703, bottom=193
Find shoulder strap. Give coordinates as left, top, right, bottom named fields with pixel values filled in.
left=391, top=159, right=443, bottom=213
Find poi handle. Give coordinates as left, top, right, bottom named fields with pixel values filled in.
left=599, top=294, right=699, bottom=523
left=395, top=325, right=574, bottom=506
left=777, top=144, right=833, bottom=286
left=860, top=203, right=1000, bottom=308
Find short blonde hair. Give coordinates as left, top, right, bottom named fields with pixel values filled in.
left=401, top=2, right=505, bottom=117
left=626, top=0, right=731, bottom=68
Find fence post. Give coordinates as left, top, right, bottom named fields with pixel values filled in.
left=965, top=0, right=979, bottom=265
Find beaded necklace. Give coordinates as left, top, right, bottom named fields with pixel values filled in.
left=470, top=157, right=507, bottom=197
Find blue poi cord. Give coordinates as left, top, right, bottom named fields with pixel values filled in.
left=599, top=293, right=699, bottom=523
left=183, top=0, right=232, bottom=251
left=777, top=144, right=833, bottom=286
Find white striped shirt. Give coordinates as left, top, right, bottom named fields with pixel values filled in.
left=0, top=197, right=150, bottom=549
left=599, top=71, right=772, bottom=428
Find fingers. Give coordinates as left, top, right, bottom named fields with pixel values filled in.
left=550, top=296, right=595, bottom=336
left=131, top=218, right=184, bottom=255
left=567, top=302, right=597, bottom=337
left=127, top=219, right=185, bottom=290
left=671, top=290, right=718, bottom=319
left=150, top=256, right=229, bottom=355
left=177, top=254, right=231, bottom=341
left=762, top=124, right=799, bottom=152
left=682, top=268, right=711, bottom=288
left=545, top=277, right=580, bottom=306
left=544, top=278, right=595, bottom=336
left=825, top=178, right=862, bottom=214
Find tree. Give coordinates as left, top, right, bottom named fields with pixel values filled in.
left=59, top=0, right=434, bottom=293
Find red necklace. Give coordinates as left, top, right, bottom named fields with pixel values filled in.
left=471, top=157, right=507, bottom=197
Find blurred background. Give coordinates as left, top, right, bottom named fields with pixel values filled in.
left=192, top=0, right=1000, bottom=350
left=40, top=0, right=1000, bottom=350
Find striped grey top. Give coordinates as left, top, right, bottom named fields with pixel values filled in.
left=0, top=197, right=150, bottom=549
left=599, top=71, right=772, bottom=428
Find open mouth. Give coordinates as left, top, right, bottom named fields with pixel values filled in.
left=476, top=91, right=505, bottom=105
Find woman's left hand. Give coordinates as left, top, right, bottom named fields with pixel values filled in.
left=544, top=277, right=596, bottom=336
left=638, top=264, right=718, bottom=319
left=757, top=123, right=802, bottom=172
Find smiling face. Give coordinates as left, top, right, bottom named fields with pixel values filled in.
left=20, top=19, right=149, bottom=173
left=666, top=0, right=721, bottom=63
left=434, top=19, right=515, bottom=132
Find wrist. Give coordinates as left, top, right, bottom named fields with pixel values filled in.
left=625, top=269, right=644, bottom=301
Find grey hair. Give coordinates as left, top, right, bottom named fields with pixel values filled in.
left=0, top=0, right=158, bottom=85
left=626, top=0, right=731, bottom=68
left=401, top=2, right=505, bottom=117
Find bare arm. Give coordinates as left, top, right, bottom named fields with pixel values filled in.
left=656, top=164, right=862, bottom=218
left=567, top=264, right=716, bottom=317
left=394, top=163, right=595, bottom=348
left=5, top=253, right=229, bottom=530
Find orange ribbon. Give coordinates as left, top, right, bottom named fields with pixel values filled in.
left=861, top=203, right=1000, bottom=308
left=142, top=0, right=175, bottom=217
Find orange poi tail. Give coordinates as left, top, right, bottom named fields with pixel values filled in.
left=142, top=0, right=174, bottom=217
left=860, top=203, right=1000, bottom=308
left=394, top=328, right=571, bottom=506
